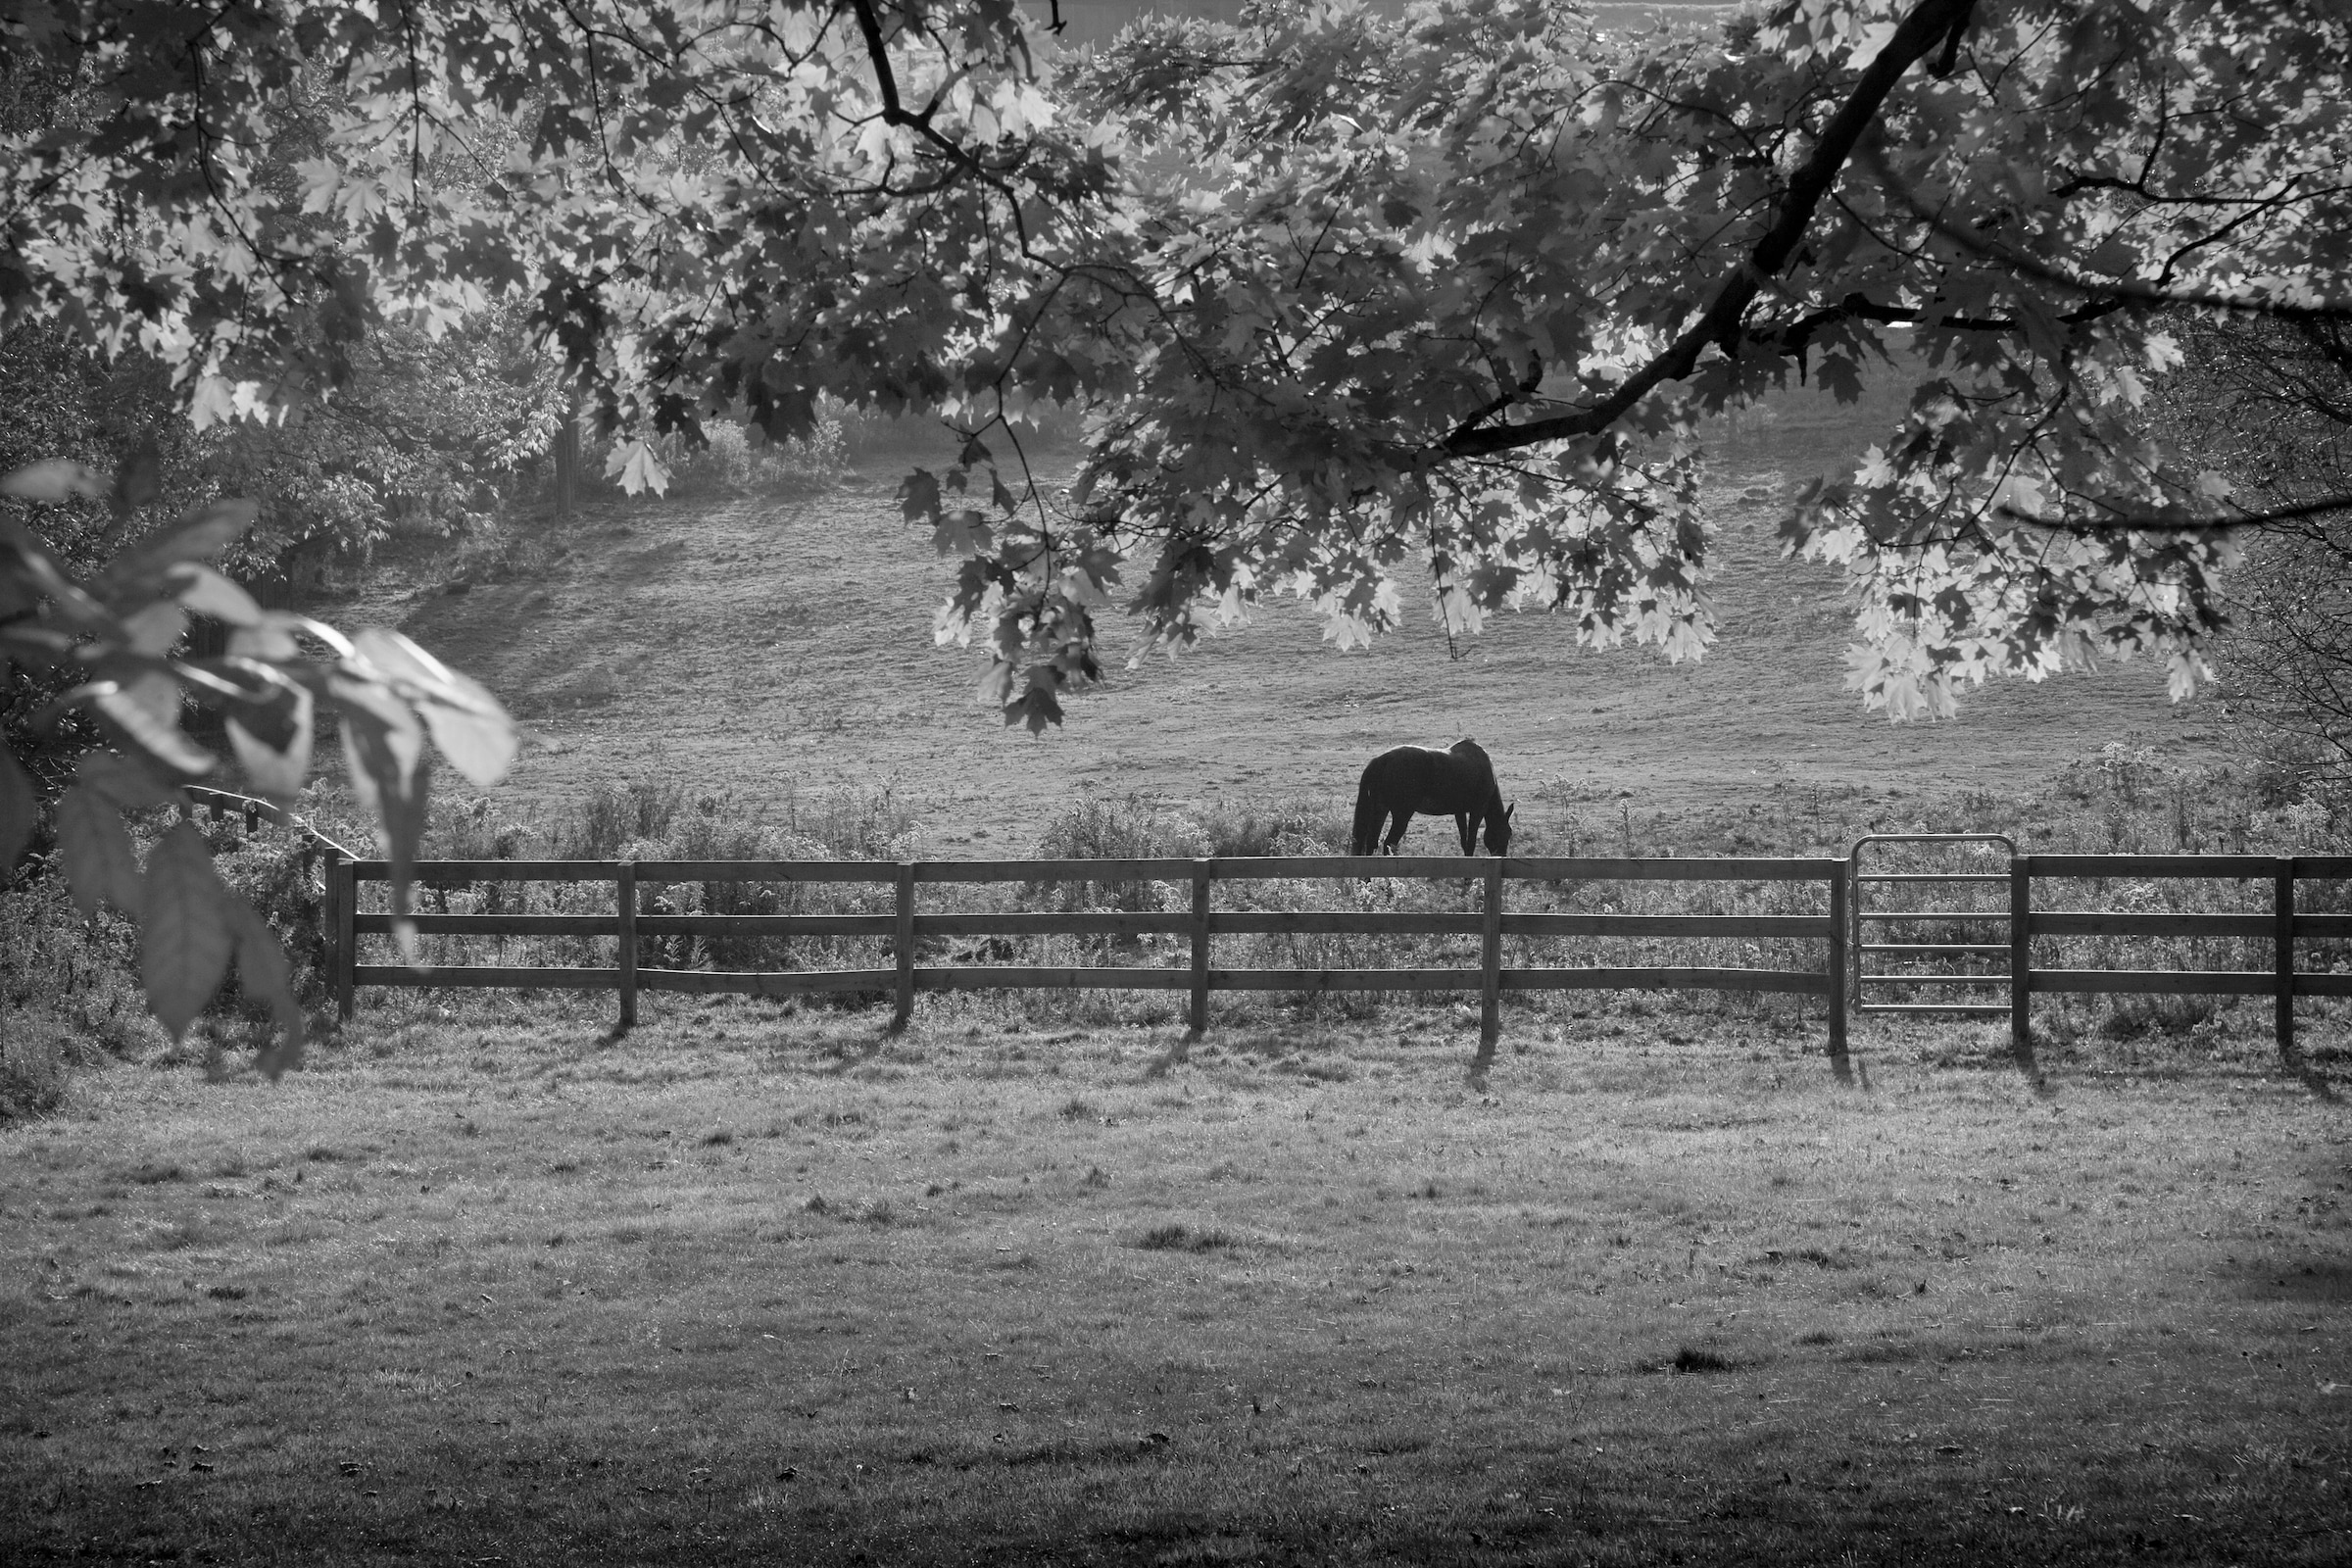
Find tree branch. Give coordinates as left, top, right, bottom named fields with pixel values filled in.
left=1996, top=492, right=2352, bottom=534
left=1439, top=0, right=1977, bottom=460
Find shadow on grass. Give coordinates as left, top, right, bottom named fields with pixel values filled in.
left=2224, top=1256, right=2352, bottom=1306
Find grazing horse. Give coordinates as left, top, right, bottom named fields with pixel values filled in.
left=1350, top=740, right=1516, bottom=857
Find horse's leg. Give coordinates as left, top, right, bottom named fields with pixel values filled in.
left=1384, top=810, right=1412, bottom=854
left=1455, top=811, right=1475, bottom=855
left=1350, top=784, right=1384, bottom=857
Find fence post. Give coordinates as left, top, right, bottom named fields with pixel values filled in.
left=1188, top=860, right=1211, bottom=1039
left=2277, top=858, right=2300, bottom=1072
left=890, top=861, right=916, bottom=1033
left=615, top=861, right=638, bottom=1031
left=1826, top=858, right=1848, bottom=1074
left=1475, top=858, right=1504, bottom=1068
left=331, top=853, right=356, bottom=1022
left=2009, top=854, right=2032, bottom=1069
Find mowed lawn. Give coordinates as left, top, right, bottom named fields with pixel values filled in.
left=4, top=995, right=2349, bottom=1565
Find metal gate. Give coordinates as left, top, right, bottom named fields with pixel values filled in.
left=1851, top=833, right=2015, bottom=1017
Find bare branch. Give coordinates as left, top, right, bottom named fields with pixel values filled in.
left=1995, top=493, right=2352, bottom=534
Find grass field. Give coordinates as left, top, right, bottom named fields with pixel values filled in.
left=5, top=350, right=2338, bottom=1564
left=347, top=401, right=2229, bottom=851
left=4, top=998, right=2348, bottom=1565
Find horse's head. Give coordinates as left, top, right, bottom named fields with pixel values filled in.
left=1484, top=802, right=1515, bottom=856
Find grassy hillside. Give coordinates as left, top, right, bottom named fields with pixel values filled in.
left=346, top=381, right=2228, bottom=856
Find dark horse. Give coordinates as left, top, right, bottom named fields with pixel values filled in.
left=1350, top=740, right=1515, bottom=857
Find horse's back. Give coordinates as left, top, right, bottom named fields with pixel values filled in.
left=1360, top=742, right=1488, bottom=812
left=1361, top=743, right=1448, bottom=774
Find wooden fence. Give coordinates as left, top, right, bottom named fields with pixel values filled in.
left=152, top=787, right=2329, bottom=1076
left=324, top=854, right=1850, bottom=1066
left=2011, top=854, right=2352, bottom=1068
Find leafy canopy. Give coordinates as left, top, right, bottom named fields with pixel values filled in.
left=12, top=0, right=2350, bottom=734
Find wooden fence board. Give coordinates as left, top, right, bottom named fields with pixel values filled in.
left=2028, top=855, right=2278, bottom=878
left=913, top=857, right=1206, bottom=883
left=2032, top=912, right=2272, bottom=938
left=2294, top=915, right=2352, bottom=939
left=913, top=966, right=1194, bottom=992
left=349, top=910, right=1838, bottom=941
left=1210, top=856, right=1488, bottom=880
left=354, top=859, right=620, bottom=882
left=1206, top=967, right=1480, bottom=993
left=891, top=862, right=917, bottom=1029
left=639, top=914, right=895, bottom=937
left=1499, top=913, right=1833, bottom=938
left=356, top=913, right=616, bottom=936
left=1500, top=966, right=1830, bottom=995
left=1188, top=865, right=1211, bottom=1036
left=920, top=911, right=1192, bottom=938
left=353, top=964, right=620, bottom=988
left=1506, top=857, right=1841, bottom=881
left=2292, top=858, right=2352, bottom=879
left=355, top=913, right=908, bottom=937
left=2028, top=968, right=2276, bottom=996
left=358, top=854, right=1845, bottom=885
left=640, top=968, right=896, bottom=995
left=616, top=862, right=637, bottom=1029
left=630, top=860, right=899, bottom=883
left=2294, top=973, right=2352, bottom=997
left=1209, top=910, right=1485, bottom=936
left=1479, top=859, right=1504, bottom=1060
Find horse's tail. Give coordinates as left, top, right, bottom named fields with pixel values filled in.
left=1350, top=772, right=1385, bottom=857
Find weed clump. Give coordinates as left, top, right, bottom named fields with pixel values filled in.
left=1135, top=1224, right=1232, bottom=1252
left=1196, top=801, right=1346, bottom=858
left=0, top=1018, right=67, bottom=1121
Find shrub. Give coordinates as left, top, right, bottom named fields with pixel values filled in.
left=561, top=781, right=685, bottom=859
left=1196, top=800, right=1346, bottom=858
left=1026, top=795, right=1200, bottom=913
left=0, top=1010, right=68, bottom=1120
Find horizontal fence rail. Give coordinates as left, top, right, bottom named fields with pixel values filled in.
left=2007, top=854, right=2352, bottom=1071
left=331, top=855, right=1850, bottom=1067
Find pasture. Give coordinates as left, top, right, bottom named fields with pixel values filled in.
left=4, top=362, right=2337, bottom=1566
left=361, top=411, right=2229, bottom=847
left=3, top=994, right=2348, bottom=1565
